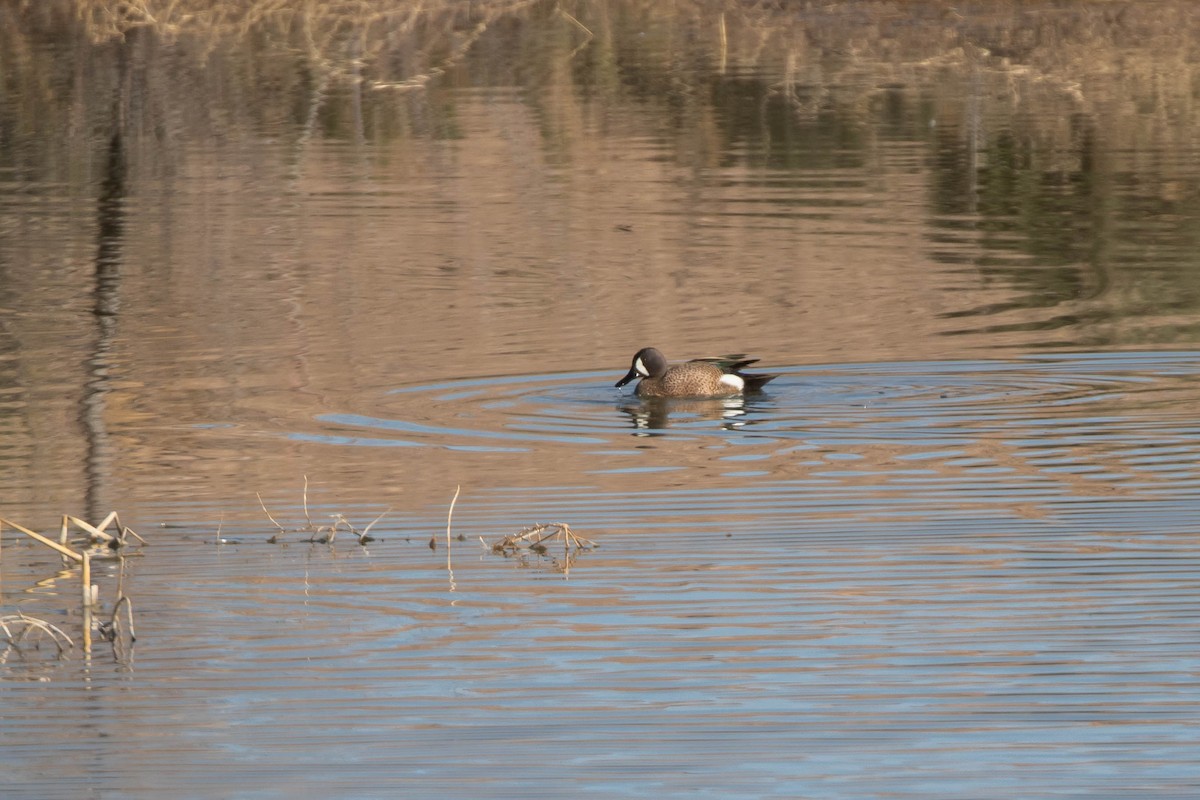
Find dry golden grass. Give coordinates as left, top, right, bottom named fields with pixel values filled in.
left=72, top=0, right=546, bottom=91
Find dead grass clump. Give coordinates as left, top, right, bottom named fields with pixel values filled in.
left=486, top=522, right=595, bottom=556
left=484, top=523, right=595, bottom=577
left=259, top=476, right=387, bottom=545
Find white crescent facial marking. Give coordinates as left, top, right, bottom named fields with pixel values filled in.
left=635, top=357, right=648, bottom=377
left=719, top=373, right=745, bottom=391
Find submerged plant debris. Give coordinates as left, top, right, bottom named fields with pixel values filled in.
left=0, top=613, right=74, bottom=658
left=483, top=523, right=596, bottom=577
left=485, top=523, right=596, bottom=556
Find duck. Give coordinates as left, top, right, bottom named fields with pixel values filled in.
left=615, top=347, right=777, bottom=398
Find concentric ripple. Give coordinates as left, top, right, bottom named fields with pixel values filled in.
left=307, top=352, right=1200, bottom=453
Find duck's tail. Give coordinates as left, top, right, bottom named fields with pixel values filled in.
left=740, top=372, right=777, bottom=393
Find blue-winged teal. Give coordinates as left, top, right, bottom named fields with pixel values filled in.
left=615, top=347, right=777, bottom=398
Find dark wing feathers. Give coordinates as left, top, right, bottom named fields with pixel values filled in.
left=689, top=354, right=757, bottom=371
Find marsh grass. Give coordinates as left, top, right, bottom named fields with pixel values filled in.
left=15, top=0, right=1199, bottom=173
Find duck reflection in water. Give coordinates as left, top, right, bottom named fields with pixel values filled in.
left=617, top=395, right=754, bottom=432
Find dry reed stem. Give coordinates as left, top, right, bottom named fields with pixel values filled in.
left=65, top=515, right=113, bottom=544
left=555, top=7, right=594, bottom=61
left=82, top=552, right=93, bottom=652
left=1, top=518, right=83, bottom=563
left=302, top=475, right=313, bottom=529
left=258, top=493, right=286, bottom=535
left=360, top=508, right=390, bottom=543
left=322, top=515, right=341, bottom=544
left=53, top=512, right=142, bottom=553
left=108, top=595, right=137, bottom=661
left=3, top=513, right=143, bottom=558
left=445, top=486, right=460, bottom=592
left=107, top=595, right=137, bottom=643
left=445, top=485, right=460, bottom=550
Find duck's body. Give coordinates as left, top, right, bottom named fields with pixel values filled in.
left=615, top=347, right=776, bottom=399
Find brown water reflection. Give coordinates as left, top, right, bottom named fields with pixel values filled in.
left=3, top=2, right=1200, bottom=798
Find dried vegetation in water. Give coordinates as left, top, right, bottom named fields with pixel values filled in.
left=484, top=522, right=596, bottom=576
left=0, top=484, right=596, bottom=666
left=0, top=512, right=143, bottom=660
left=487, top=522, right=596, bottom=556
left=258, top=476, right=388, bottom=545
left=255, top=479, right=594, bottom=576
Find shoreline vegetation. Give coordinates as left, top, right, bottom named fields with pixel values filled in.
left=11, top=1, right=1197, bottom=109
left=3, top=1, right=1194, bottom=191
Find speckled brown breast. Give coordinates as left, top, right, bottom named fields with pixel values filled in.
left=636, top=362, right=739, bottom=398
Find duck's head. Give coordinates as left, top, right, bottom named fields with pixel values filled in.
left=615, top=347, right=667, bottom=388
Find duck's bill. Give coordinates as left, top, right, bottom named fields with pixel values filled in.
left=615, top=368, right=639, bottom=388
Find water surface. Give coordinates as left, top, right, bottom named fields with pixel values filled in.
left=3, top=3, right=1200, bottom=797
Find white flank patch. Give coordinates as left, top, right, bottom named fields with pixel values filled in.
left=634, top=357, right=648, bottom=377
left=719, top=373, right=745, bottom=391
